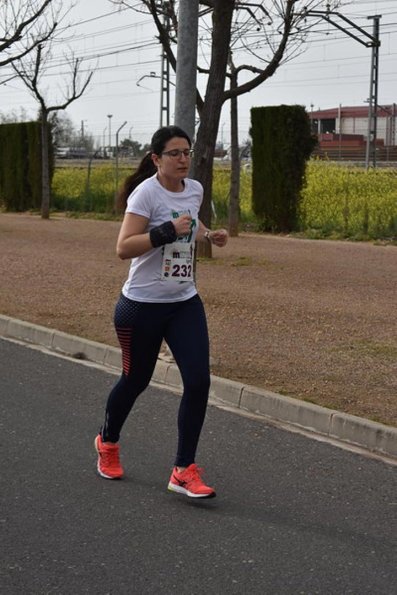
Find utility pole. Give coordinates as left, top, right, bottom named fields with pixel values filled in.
left=174, top=0, right=199, bottom=141
left=107, top=114, right=113, bottom=153
left=159, top=2, right=171, bottom=127
left=115, top=121, right=127, bottom=196
left=365, top=16, right=381, bottom=169
left=228, top=57, right=240, bottom=237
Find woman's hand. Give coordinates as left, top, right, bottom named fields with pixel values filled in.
left=209, top=229, right=228, bottom=247
left=197, top=220, right=228, bottom=247
left=172, top=214, right=193, bottom=236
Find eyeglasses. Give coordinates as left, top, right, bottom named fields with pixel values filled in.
left=161, top=149, right=194, bottom=158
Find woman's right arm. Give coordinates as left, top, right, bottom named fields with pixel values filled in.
left=116, top=213, right=152, bottom=260
left=116, top=212, right=193, bottom=260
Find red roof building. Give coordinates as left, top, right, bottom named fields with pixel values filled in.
left=309, top=104, right=397, bottom=161
left=309, top=104, right=396, bottom=145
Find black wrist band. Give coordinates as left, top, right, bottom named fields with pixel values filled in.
left=150, top=221, right=177, bottom=248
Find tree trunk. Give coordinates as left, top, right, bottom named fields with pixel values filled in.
left=192, top=0, right=234, bottom=258
left=41, top=110, right=51, bottom=219
left=228, top=66, right=240, bottom=237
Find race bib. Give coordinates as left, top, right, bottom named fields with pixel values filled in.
left=161, top=241, right=194, bottom=281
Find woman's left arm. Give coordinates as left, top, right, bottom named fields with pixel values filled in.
left=197, top=220, right=228, bottom=247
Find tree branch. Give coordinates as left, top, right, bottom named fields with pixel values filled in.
left=222, top=0, right=297, bottom=101
left=0, top=0, right=58, bottom=68
left=12, top=45, right=94, bottom=114
left=0, top=22, right=57, bottom=68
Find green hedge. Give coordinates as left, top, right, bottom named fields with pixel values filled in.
left=0, top=121, right=52, bottom=211
left=251, top=105, right=316, bottom=232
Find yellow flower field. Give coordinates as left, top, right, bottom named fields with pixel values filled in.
left=300, top=161, right=397, bottom=239
left=52, top=160, right=397, bottom=239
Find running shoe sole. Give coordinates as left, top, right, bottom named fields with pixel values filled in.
left=167, top=482, right=216, bottom=498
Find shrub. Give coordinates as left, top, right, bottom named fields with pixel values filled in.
left=250, top=105, right=316, bottom=232
left=0, top=121, right=53, bottom=211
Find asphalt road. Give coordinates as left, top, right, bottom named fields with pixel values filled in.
left=1, top=338, right=396, bottom=595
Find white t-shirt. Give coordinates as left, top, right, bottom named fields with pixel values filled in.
left=121, top=174, right=203, bottom=303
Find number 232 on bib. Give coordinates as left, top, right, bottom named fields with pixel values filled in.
left=161, top=241, right=194, bottom=281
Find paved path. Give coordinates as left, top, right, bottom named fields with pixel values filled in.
left=1, top=338, right=396, bottom=594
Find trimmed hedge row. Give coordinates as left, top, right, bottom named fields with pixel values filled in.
left=251, top=105, right=316, bottom=232
left=0, top=121, right=53, bottom=211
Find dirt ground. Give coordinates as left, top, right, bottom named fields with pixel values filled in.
left=1, top=212, right=396, bottom=426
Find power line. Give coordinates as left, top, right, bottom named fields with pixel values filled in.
left=1, top=0, right=396, bottom=138
left=19, top=4, right=396, bottom=77
left=54, top=15, right=155, bottom=46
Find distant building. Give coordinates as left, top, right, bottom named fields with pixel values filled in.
left=309, top=104, right=397, bottom=161
left=310, top=105, right=396, bottom=145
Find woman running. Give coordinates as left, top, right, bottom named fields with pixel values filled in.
left=95, top=125, right=228, bottom=498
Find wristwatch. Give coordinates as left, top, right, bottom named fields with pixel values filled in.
left=204, top=230, right=211, bottom=243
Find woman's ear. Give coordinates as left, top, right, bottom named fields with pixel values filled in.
left=151, top=153, right=160, bottom=168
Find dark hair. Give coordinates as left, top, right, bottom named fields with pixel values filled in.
left=116, top=125, right=192, bottom=212
left=150, top=125, right=191, bottom=155
left=115, top=153, right=155, bottom=213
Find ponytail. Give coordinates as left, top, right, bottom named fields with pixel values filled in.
left=115, top=153, right=156, bottom=213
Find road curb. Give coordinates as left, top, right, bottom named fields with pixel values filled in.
left=1, top=314, right=396, bottom=461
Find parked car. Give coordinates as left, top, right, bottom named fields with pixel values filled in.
left=55, top=147, right=88, bottom=159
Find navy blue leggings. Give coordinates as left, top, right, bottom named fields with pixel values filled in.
left=101, top=293, right=211, bottom=467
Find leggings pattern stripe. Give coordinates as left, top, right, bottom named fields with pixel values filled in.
left=116, top=327, right=133, bottom=375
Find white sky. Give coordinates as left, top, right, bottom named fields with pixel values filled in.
left=0, top=0, right=395, bottom=147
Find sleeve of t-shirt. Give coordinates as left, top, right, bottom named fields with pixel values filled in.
left=194, top=179, right=204, bottom=208
left=125, top=181, right=153, bottom=218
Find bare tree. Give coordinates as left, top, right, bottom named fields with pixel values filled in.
left=12, top=39, right=93, bottom=218
left=0, top=0, right=57, bottom=70
left=113, top=0, right=343, bottom=252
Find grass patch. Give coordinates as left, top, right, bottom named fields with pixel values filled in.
left=231, top=256, right=253, bottom=267
left=354, top=340, right=397, bottom=360
left=336, top=340, right=397, bottom=361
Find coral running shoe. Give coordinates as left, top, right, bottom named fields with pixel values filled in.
left=95, top=434, right=124, bottom=479
left=168, top=464, right=216, bottom=498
